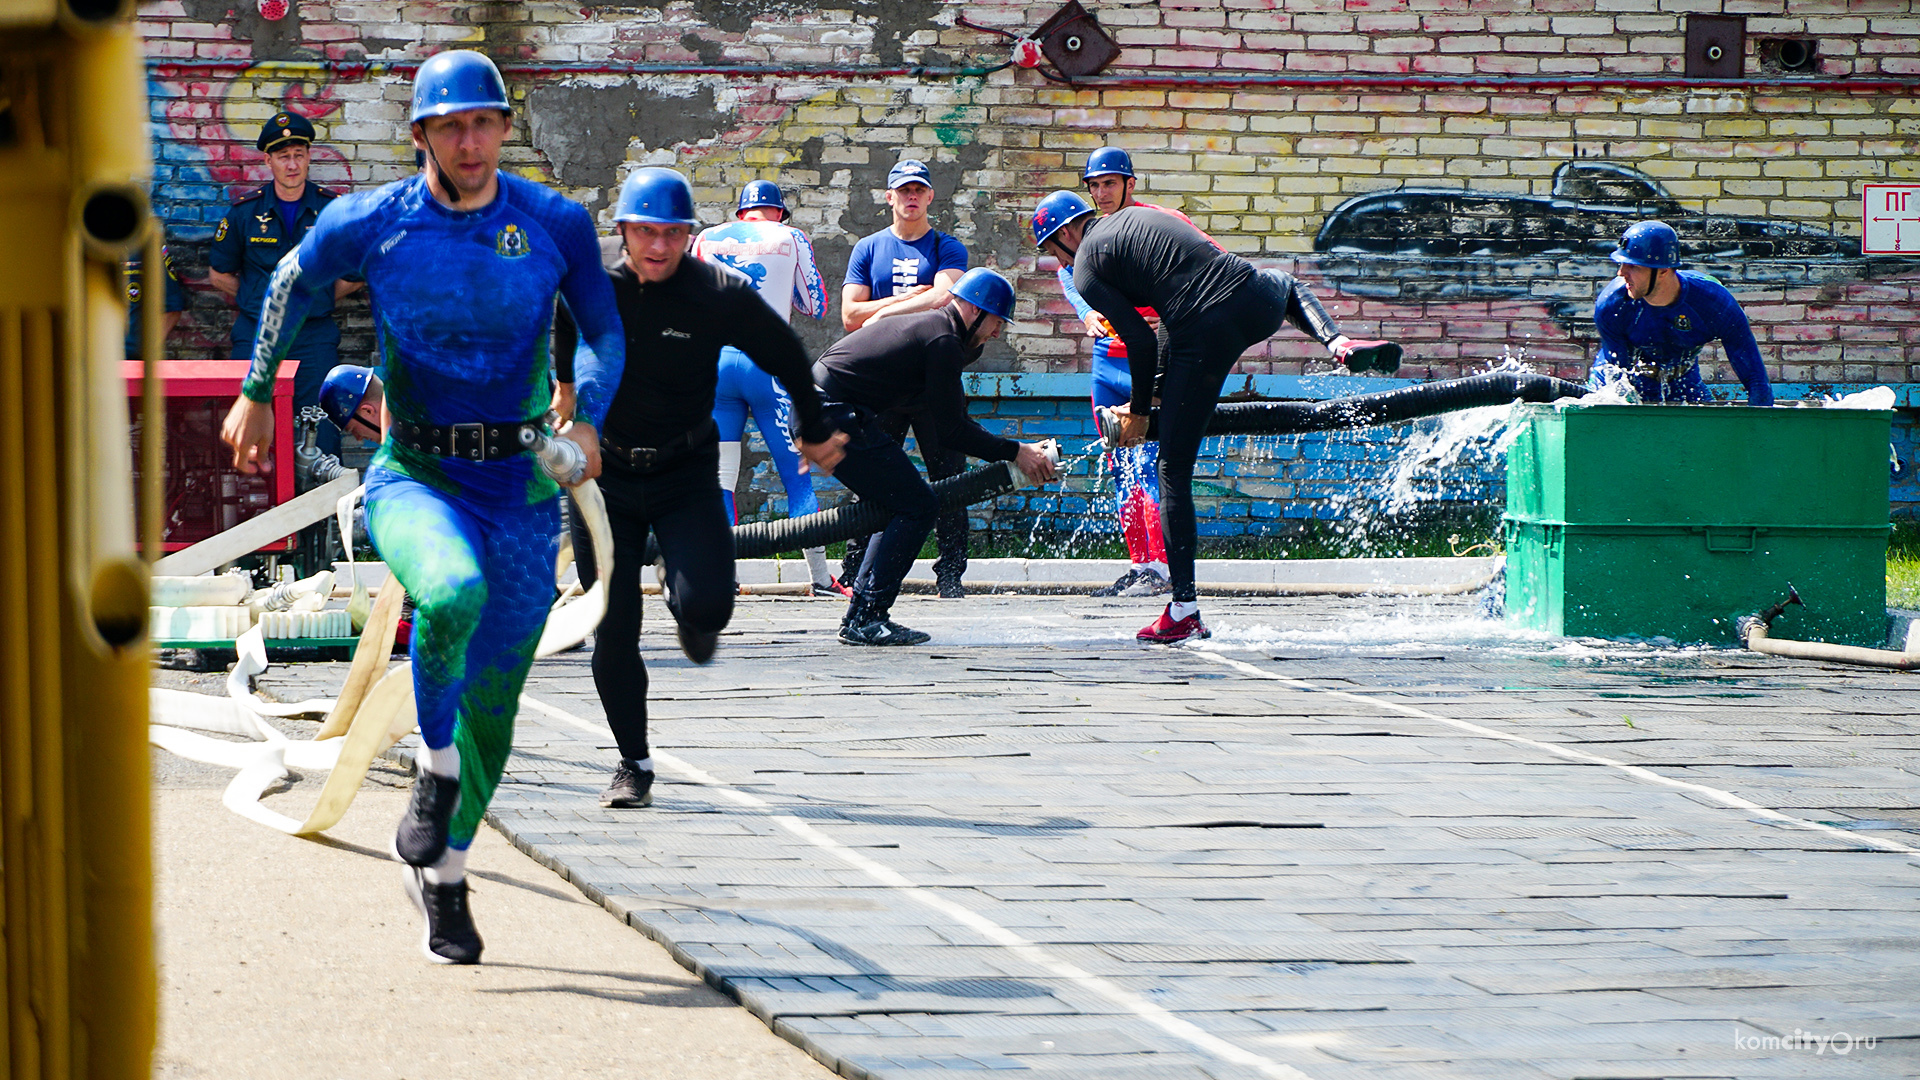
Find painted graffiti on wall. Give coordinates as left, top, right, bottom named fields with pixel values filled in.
left=1312, top=161, right=1887, bottom=333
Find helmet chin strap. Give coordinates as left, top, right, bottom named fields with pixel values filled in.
left=423, top=135, right=461, bottom=205
left=958, top=301, right=990, bottom=348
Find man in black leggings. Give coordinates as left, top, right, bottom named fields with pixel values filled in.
left=556, top=167, right=844, bottom=809
left=1029, top=190, right=1402, bottom=644
left=814, top=268, right=1058, bottom=646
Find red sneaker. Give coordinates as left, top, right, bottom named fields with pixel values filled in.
left=809, top=576, right=854, bottom=598
left=1332, top=338, right=1403, bottom=375
left=1137, top=604, right=1210, bottom=644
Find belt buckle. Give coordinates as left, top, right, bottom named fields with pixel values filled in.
left=632, top=446, right=658, bottom=469
left=452, top=422, right=485, bottom=461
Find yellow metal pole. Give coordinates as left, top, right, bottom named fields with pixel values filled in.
left=0, top=2, right=156, bottom=1077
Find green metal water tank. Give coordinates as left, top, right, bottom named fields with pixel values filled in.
left=1503, top=403, right=1891, bottom=646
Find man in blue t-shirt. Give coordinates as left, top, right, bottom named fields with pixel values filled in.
left=840, top=159, right=974, bottom=595
left=1591, top=220, right=1773, bottom=406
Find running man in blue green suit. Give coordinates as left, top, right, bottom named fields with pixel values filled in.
left=221, top=50, right=625, bottom=965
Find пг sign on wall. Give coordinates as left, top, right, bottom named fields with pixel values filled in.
left=1863, top=184, right=1920, bottom=255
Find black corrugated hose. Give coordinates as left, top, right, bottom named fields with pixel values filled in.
left=642, top=460, right=1024, bottom=564
left=1115, top=371, right=1590, bottom=441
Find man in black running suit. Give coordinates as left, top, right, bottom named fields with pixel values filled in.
left=554, top=167, right=845, bottom=810
left=1030, top=192, right=1400, bottom=645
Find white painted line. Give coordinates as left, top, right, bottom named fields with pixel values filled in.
left=518, top=692, right=1311, bottom=1080
left=1192, top=651, right=1920, bottom=858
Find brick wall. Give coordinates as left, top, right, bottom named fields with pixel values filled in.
left=138, top=0, right=1920, bottom=525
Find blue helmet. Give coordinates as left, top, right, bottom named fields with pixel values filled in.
left=410, top=50, right=511, bottom=124
left=1031, top=189, right=1096, bottom=247
left=736, top=179, right=788, bottom=220
left=615, top=167, right=699, bottom=227
left=1082, top=146, right=1135, bottom=181
left=1611, top=220, right=1682, bottom=270
left=950, top=267, right=1016, bottom=322
left=319, top=364, right=374, bottom=432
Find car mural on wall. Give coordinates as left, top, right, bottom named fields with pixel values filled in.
left=1311, top=161, right=1885, bottom=329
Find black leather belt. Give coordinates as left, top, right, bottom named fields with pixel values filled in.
left=601, top=419, right=717, bottom=472
left=392, top=418, right=542, bottom=462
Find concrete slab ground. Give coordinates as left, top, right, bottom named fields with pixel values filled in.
left=223, top=589, right=1920, bottom=1080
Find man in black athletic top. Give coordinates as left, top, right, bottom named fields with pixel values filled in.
left=812, top=267, right=1057, bottom=646
left=555, top=167, right=845, bottom=809
left=1029, top=189, right=1402, bottom=644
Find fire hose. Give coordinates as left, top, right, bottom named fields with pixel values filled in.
left=1738, top=586, right=1920, bottom=670
left=1096, top=371, right=1590, bottom=447
left=639, top=441, right=1060, bottom=565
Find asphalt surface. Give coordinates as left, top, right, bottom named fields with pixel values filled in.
left=150, top=670, right=836, bottom=1080
left=211, top=589, right=1920, bottom=1079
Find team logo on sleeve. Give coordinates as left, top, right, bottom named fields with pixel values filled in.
left=495, top=222, right=531, bottom=259
left=1674, top=314, right=1692, bottom=332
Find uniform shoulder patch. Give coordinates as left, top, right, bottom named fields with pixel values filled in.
left=214, top=217, right=229, bottom=242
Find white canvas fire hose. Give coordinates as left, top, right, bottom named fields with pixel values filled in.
left=148, top=427, right=614, bottom=835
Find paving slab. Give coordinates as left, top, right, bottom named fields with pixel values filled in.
left=248, top=589, right=1920, bottom=1079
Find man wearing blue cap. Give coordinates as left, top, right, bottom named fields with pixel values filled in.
left=1592, top=220, right=1772, bottom=406
left=210, top=110, right=361, bottom=455
left=841, top=158, right=975, bottom=596
left=221, top=49, right=627, bottom=965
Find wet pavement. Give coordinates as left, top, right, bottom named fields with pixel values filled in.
left=257, top=590, right=1920, bottom=1080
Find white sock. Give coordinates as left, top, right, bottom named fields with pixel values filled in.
left=423, top=844, right=468, bottom=886
left=634, top=756, right=654, bottom=773
left=1169, top=599, right=1200, bottom=621
left=420, top=742, right=460, bottom=780
left=1327, top=334, right=1351, bottom=355
left=1145, top=561, right=1168, bottom=578
left=804, top=547, right=832, bottom=586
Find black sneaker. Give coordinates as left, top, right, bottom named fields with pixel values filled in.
left=402, top=864, right=483, bottom=965
left=677, top=623, right=718, bottom=664
left=394, top=770, right=462, bottom=868
left=1119, top=567, right=1172, bottom=597
left=839, top=619, right=931, bottom=646
left=1092, top=568, right=1143, bottom=597
left=600, top=759, right=654, bottom=808
left=937, top=579, right=966, bottom=599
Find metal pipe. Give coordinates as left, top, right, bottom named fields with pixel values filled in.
left=142, top=57, right=1917, bottom=92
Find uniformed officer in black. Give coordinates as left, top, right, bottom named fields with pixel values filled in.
left=209, top=111, right=359, bottom=453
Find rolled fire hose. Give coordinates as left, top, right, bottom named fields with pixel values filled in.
left=1737, top=588, right=1920, bottom=670
left=638, top=442, right=1059, bottom=566
left=149, top=580, right=415, bottom=835
left=1097, top=371, right=1590, bottom=447
left=147, top=431, right=616, bottom=835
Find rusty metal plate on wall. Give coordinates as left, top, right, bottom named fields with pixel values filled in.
left=1685, top=14, right=1745, bottom=79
